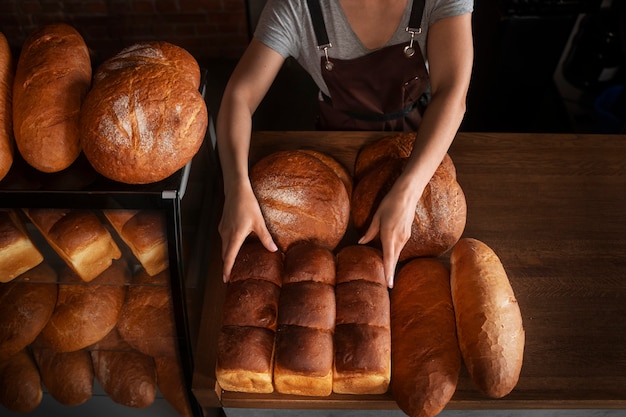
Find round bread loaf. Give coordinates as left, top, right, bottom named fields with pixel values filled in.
left=351, top=155, right=466, bottom=261
left=0, top=263, right=57, bottom=360
left=300, top=149, right=353, bottom=198
left=0, top=32, right=13, bottom=181
left=40, top=259, right=129, bottom=352
left=354, top=132, right=416, bottom=180
left=13, top=23, right=91, bottom=173
left=250, top=150, right=350, bottom=253
left=116, top=268, right=177, bottom=358
left=80, top=41, right=208, bottom=184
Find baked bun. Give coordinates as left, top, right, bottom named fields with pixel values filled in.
left=391, top=258, right=461, bottom=417
left=12, top=23, right=91, bottom=172
left=351, top=155, right=466, bottom=261
left=80, top=41, right=208, bottom=184
left=0, top=263, right=57, bottom=360
left=0, top=209, right=44, bottom=282
left=32, top=347, right=93, bottom=406
left=354, top=132, right=416, bottom=180
left=215, top=241, right=283, bottom=394
left=282, top=241, right=336, bottom=285
left=24, top=208, right=122, bottom=282
left=39, top=260, right=129, bottom=352
left=103, top=210, right=168, bottom=276
left=0, top=32, right=13, bottom=181
left=333, top=245, right=390, bottom=395
left=0, top=349, right=42, bottom=413
left=250, top=150, right=350, bottom=253
left=116, top=268, right=177, bottom=358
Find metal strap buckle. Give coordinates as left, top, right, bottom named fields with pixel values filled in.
left=404, top=27, right=422, bottom=58
left=318, top=43, right=334, bottom=71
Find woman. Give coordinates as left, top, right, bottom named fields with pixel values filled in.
left=217, top=0, right=474, bottom=288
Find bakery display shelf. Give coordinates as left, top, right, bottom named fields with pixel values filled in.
left=192, top=130, right=626, bottom=413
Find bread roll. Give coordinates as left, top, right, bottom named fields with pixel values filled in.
left=39, top=260, right=129, bottom=352
left=12, top=23, right=91, bottom=172
left=333, top=245, right=390, bottom=395
left=0, top=209, right=43, bottom=283
left=229, top=240, right=283, bottom=286
left=450, top=237, right=525, bottom=398
left=216, top=325, right=276, bottom=394
left=155, top=356, right=193, bottom=417
left=104, top=209, right=168, bottom=276
left=0, top=349, right=42, bottom=413
left=117, top=268, right=177, bottom=358
left=0, top=263, right=57, bottom=360
left=0, top=32, right=13, bottom=181
left=80, top=41, right=208, bottom=184
left=274, top=242, right=336, bottom=396
left=24, top=208, right=122, bottom=282
left=32, top=347, right=93, bottom=406
left=250, top=150, right=350, bottom=253
left=215, top=241, right=283, bottom=394
left=91, top=349, right=157, bottom=408
left=391, top=258, right=461, bottom=417
left=351, top=155, right=466, bottom=261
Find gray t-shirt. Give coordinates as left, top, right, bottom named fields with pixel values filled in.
left=255, top=0, right=473, bottom=96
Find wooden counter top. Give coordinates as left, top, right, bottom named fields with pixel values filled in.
left=193, top=131, right=626, bottom=411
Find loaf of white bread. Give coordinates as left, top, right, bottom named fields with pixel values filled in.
left=0, top=263, right=57, bottom=360
left=333, top=245, right=390, bottom=394
left=215, top=241, right=283, bottom=394
left=0, top=32, right=13, bottom=181
left=12, top=23, right=91, bottom=173
left=24, top=208, right=122, bottom=282
left=103, top=209, right=169, bottom=276
left=391, top=258, right=461, bottom=417
left=274, top=241, right=336, bottom=396
left=39, top=259, right=129, bottom=352
left=0, top=209, right=44, bottom=283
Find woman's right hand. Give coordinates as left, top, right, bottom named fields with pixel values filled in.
left=218, top=181, right=278, bottom=283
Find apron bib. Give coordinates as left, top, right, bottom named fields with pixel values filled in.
left=307, top=0, right=429, bottom=131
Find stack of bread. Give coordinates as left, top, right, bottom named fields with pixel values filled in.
left=216, top=241, right=283, bottom=393
left=274, top=241, right=336, bottom=396
left=0, top=209, right=43, bottom=282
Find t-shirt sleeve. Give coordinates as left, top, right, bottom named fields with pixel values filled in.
left=253, top=0, right=306, bottom=59
left=429, top=0, right=474, bottom=24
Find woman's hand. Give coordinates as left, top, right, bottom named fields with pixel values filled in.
left=218, top=181, right=277, bottom=283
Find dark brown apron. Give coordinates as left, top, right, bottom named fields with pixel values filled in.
left=307, top=0, right=429, bottom=131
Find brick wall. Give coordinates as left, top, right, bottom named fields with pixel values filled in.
left=0, top=0, right=251, bottom=65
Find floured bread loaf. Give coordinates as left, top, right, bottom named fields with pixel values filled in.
left=0, top=263, right=57, bottom=360
left=351, top=154, right=466, bottom=261
left=274, top=242, right=336, bottom=396
left=0, top=209, right=43, bottom=282
left=39, top=260, right=129, bottom=352
left=80, top=41, right=208, bottom=184
left=216, top=241, right=282, bottom=394
left=250, top=150, right=350, bottom=253
left=13, top=23, right=91, bottom=172
left=334, top=245, right=390, bottom=394
left=104, top=209, right=168, bottom=276
left=300, top=149, right=353, bottom=198
left=24, top=208, right=122, bottom=282
left=0, top=32, right=13, bottom=181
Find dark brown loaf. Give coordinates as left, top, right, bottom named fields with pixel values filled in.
left=0, top=32, right=13, bottom=181
left=335, top=280, right=389, bottom=328
left=154, top=356, right=193, bottom=417
left=277, top=281, right=336, bottom=330
left=229, top=240, right=283, bottom=286
left=116, top=268, right=177, bottom=358
left=221, top=278, right=280, bottom=331
left=450, top=237, right=525, bottom=398
left=0, top=349, right=42, bottom=413
left=215, top=325, right=276, bottom=394
left=24, top=208, right=122, bottom=282
left=300, top=149, right=353, bottom=198
left=351, top=155, right=466, bottom=261
left=12, top=23, right=91, bottom=173
left=0, top=209, right=44, bottom=283
left=250, top=150, right=350, bottom=253
left=354, top=132, right=416, bottom=180
left=103, top=209, right=169, bottom=276
left=283, top=240, right=336, bottom=285
left=391, top=258, right=461, bottom=417
left=32, top=347, right=93, bottom=406
left=335, top=245, right=385, bottom=285
left=40, top=260, right=129, bottom=352
left=0, top=263, right=57, bottom=360
left=80, top=41, right=208, bottom=184
left=91, top=349, right=157, bottom=408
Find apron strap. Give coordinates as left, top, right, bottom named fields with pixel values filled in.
left=407, top=0, right=425, bottom=32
